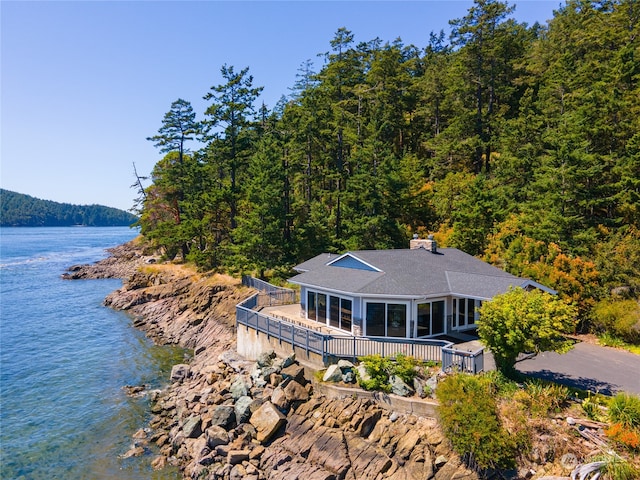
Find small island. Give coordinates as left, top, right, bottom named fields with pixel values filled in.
left=0, top=189, right=138, bottom=227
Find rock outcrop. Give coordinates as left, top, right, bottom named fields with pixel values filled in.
left=61, top=239, right=152, bottom=280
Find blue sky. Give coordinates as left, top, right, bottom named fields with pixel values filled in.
left=1, top=0, right=562, bottom=212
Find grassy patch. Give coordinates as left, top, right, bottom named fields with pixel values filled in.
left=598, top=333, right=640, bottom=354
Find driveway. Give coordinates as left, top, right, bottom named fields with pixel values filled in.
left=515, top=341, right=640, bottom=396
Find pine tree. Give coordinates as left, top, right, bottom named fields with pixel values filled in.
left=204, top=65, right=264, bottom=230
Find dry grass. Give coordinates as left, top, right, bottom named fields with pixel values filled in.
left=138, top=262, right=245, bottom=290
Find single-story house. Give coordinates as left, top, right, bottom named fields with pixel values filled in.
left=288, top=235, right=554, bottom=339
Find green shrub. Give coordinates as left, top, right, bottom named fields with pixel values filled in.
left=608, top=393, right=640, bottom=428
left=523, top=380, right=569, bottom=416
left=591, top=299, right=640, bottom=344
left=356, top=353, right=425, bottom=392
left=356, top=354, right=393, bottom=392
left=599, top=332, right=627, bottom=348
left=483, top=370, right=520, bottom=396
left=392, top=353, right=421, bottom=385
left=436, top=373, right=517, bottom=470
left=582, top=393, right=606, bottom=421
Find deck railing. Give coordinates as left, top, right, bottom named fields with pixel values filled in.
left=237, top=278, right=484, bottom=372
left=242, top=275, right=297, bottom=307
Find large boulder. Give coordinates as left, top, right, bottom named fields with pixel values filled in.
left=389, top=375, right=414, bottom=397
left=322, top=364, right=343, bottom=383
left=205, top=425, right=230, bottom=449
left=270, top=386, right=289, bottom=412
left=355, top=364, right=371, bottom=383
left=284, top=380, right=309, bottom=403
left=210, top=405, right=236, bottom=430
left=250, top=401, right=287, bottom=443
left=182, top=415, right=202, bottom=439
left=170, top=364, right=191, bottom=383
left=337, top=359, right=355, bottom=369
left=234, top=395, right=254, bottom=424
left=413, top=376, right=429, bottom=398
left=230, top=374, right=251, bottom=400
left=280, top=364, right=306, bottom=384
left=256, top=350, right=276, bottom=368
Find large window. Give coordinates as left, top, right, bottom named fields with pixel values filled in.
left=329, top=296, right=340, bottom=328
left=417, top=303, right=431, bottom=337
left=307, top=291, right=316, bottom=321
left=317, top=294, right=327, bottom=323
left=366, top=303, right=386, bottom=336
left=432, top=301, right=445, bottom=334
left=340, top=299, right=352, bottom=332
left=307, top=291, right=352, bottom=333
left=366, top=302, right=408, bottom=337
left=453, top=298, right=481, bottom=329
left=417, top=300, right=445, bottom=337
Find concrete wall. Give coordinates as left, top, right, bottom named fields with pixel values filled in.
left=313, top=382, right=439, bottom=418
left=236, top=324, right=325, bottom=370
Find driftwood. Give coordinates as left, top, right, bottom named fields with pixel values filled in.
left=575, top=426, right=610, bottom=449
left=571, top=461, right=607, bottom=480
left=566, top=417, right=608, bottom=430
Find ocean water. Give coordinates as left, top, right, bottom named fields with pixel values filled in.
left=0, top=227, right=184, bottom=479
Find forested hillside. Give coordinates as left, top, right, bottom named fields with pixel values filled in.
left=138, top=0, right=639, bottom=337
left=0, top=189, right=138, bottom=227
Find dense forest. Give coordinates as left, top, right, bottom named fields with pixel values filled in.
left=0, top=189, right=139, bottom=227
left=137, top=0, right=639, bottom=339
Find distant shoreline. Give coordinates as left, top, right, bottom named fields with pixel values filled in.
left=1, top=189, right=138, bottom=227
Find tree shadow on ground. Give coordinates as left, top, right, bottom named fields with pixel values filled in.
left=516, top=368, right=619, bottom=395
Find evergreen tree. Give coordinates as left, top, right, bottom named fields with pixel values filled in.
left=230, top=134, right=289, bottom=277
left=144, top=99, right=201, bottom=258
left=204, top=65, right=264, bottom=231
left=448, top=0, right=527, bottom=173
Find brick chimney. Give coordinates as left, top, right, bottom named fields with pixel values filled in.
left=410, top=234, right=437, bottom=253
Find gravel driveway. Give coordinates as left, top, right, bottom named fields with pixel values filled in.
left=516, top=341, right=640, bottom=395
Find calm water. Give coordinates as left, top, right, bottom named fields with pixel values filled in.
left=0, top=227, right=183, bottom=479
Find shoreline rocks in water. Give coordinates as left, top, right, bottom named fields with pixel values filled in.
left=61, top=239, right=155, bottom=280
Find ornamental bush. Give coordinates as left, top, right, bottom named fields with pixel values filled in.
left=608, top=393, right=640, bottom=428
left=356, top=354, right=393, bottom=392
left=590, top=299, right=640, bottom=345
left=435, top=373, right=517, bottom=470
left=356, top=353, right=425, bottom=392
left=477, top=288, right=578, bottom=374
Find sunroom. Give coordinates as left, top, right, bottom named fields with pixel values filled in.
left=289, top=236, right=554, bottom=339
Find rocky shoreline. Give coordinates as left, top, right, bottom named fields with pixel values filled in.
left=65, top=241, right=478, bottom=480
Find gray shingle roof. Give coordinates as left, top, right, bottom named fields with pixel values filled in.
left=290, top=247, right=547, bottom=299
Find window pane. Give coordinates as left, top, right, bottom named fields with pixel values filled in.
left=329, top=296, right=340, bottom=328
left=432, top=301, right=445, bottom=334
left=458, top=298, right=466, bottom=327
left=317, top=294, right=327, bottom=323
left=387, top=304, right=407, bottom=337
left=417, top=303, right=431, bottom=337
left=307, top=291, right=316, bottom=321
left=366, top=303, right=385, bottom=336
left=341, top=299, right=352, bottom=332
left=467, top=298, right=475, bottom=325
